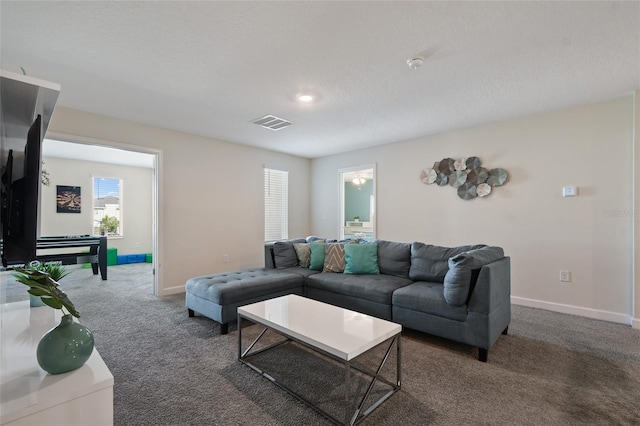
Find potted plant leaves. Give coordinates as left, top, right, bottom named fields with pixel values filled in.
left=12, top=263, right=94, bottom=374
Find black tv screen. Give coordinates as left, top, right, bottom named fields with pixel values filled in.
left=2, top=115, right=42, bottom=266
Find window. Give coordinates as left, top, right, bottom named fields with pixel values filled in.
left=93, top=177, right=122, bottom=237
left=264, top=168, right=288, bottom=242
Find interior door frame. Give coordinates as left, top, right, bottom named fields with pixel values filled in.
left=338, top=163, right=376, bottom=240
left=44, top=132, right=162, bottom=296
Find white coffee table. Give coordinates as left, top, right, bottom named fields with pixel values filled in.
left=237, top=294, right=401, bottom=425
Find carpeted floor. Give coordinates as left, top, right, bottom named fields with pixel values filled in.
left=2, top=264, right=639, bottom=425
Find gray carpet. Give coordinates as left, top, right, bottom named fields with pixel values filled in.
left=2, top=264, right=639, bottom=425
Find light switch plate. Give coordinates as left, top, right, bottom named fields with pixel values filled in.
left=562, top=186, right=577, bottom=197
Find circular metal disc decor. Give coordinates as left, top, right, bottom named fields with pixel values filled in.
left=438, top=158, right=455, bottom=175
left=477, top=183, right=492, bottom=197
left=467, top=167, right=489, bottom=185
left=420, top=156, right=508, bottom=200
left=420, top=168, right=437, bottom=184
left=436, top=173, right=449, bottom=186
left=454, top=158, right=467, bottom=171
left=457, top=183, right=477, bottom=200
left=487, top=168, right=508, bottom=186
left=466, top=156, right=481, bottom=170
left=448, top=170, right=467, bottom=188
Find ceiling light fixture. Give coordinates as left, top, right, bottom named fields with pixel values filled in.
left=352, top=177, right=366, bottom=185
left=407, top=57, right=424, bottom=69
left=297, top=93, right=314, bottom=102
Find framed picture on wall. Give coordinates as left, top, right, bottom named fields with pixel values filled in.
left=56, top=185, right=81, bottom=213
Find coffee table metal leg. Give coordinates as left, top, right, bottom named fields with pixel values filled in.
left=350, top=335, right=401, bottom=425
left=238, top=319, right=400, bottom=426
left=345, top=360, right=351, bottom=425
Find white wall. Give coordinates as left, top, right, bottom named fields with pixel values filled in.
left=312, top=96, right=635, bottom=323
left=634, top=89, right=639, bottom=329
left=48, top=107, right=311, bottom=295
left=39, top=156, right=153, bottom=255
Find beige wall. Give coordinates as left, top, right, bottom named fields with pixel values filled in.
left=634, top=89, right=639, bottom=329
left=47, top=97, right=637, bottom=323
left=39, top=156, right=153, bottom=255
left=48, top=107, right=311, bottom=295
left=312, top=96, right=635, bottom=324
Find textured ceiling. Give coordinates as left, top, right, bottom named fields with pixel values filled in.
left=1, top=1, right=639, bottom=159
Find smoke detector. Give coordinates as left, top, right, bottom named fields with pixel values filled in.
left=407, top=57, right=424, bottom=69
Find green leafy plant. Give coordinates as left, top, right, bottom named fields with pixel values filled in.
left=353, top=215, right=360, bottom=220
left=30, top=262, right=72, bottom=282
left=12, top=264, right=79, bottom=318
left=99, top=215, right=120, bottom=235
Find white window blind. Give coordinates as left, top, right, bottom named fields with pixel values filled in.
left=264, top=168, right=288, bottom=242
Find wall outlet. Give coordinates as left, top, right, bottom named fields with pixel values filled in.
left=559, top=270, right=571, bottom=282
left=223, top=254, right=229, bottom=263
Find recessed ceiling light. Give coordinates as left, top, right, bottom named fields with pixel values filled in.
left=297, top=93, right=315, bottom=102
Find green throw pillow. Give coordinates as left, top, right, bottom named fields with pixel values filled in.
left=309, top=241, right=326, bottom=271
left=344, top=243, right=379, bottom=275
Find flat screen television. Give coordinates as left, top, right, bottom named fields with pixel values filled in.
left=1, top=115, right=42, bottom=266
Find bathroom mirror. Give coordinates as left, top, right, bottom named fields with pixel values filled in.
left=339, top=164, right=376, bottom=241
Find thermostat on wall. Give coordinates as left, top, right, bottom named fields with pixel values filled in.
left=562, top=186, right=577, bottom=197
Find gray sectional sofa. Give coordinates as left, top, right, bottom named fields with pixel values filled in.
left=185, top=237, right=510, bottom=362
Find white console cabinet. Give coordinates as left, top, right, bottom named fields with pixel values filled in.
left=1, top=301, right=114, bottom=425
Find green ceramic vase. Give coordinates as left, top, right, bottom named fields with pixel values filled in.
left=36, top=314, right=94, bottom=375
left=29, top=294, right=46, bottom=307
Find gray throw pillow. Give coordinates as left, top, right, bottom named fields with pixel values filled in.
left=409, top=242, right=486, bottom=282
left=443, top=246, right=505, bottom=305
left=376, top=240, right=411, bottom=278
left=273, top=240, right=303, bottom=268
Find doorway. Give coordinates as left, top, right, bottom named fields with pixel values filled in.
left=41, top=136, right=160, bottom=295
left=339, top=164, right=376, bottom=241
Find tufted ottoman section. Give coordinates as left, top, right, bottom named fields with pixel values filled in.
left=185, top=268, right=304, bottom=334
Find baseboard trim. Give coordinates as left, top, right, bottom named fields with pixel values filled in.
left=511, top=296, right=633, bottom=326
left=158, top=285, right=186, bottom=297
left=633, top=317, right=640, bottom=329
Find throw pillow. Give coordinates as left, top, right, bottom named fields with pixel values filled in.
left=309, top=241, right=326, bottom=271
left=409, top=242, right=486, bottom=282
left=293, top=243, right=311, bottom=268
left=443, top=246, right=505, bottom=305
left=344, top=243, right=379, bottom=275
left=323, top=242, right=351, bottom=273
left=273, top=241, right=302, bottom=269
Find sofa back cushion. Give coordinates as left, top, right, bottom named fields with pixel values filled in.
left=273, top=239, right=306, bottom=268
left=376, top=240, right=411, bottom=278
left=409, top=242, right=486, bottom=282
left=443, top=246, right=505, bottom=305
left=344, top=243, right=380, bottom=275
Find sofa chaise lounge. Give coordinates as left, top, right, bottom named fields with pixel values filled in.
left=185, top=237, right=511, bottom=362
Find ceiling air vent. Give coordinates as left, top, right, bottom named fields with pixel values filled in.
left=252, top=115, right=293, bottom=131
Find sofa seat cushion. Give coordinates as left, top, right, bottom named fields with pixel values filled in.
left=307, top=273, right=412, bottom=305
left=278, top=266, right=321, bottom=279
left=392, top=281, right=468, bottom=322
left=185, top=268, right=303, bottom=305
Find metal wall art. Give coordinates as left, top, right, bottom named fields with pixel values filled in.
left=420, top=156, right=508, bottom=200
